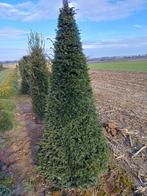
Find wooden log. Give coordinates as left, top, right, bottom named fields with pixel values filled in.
left=128, top=134, right=133, bottom=147
left=132, top=145, right=146, bottom=158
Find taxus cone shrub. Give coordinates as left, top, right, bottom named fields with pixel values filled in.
left=19, top=56, right=31, bottom=94
left=28, top=32, right=49, bottom=119
left=38, top=4, right=109, bottom=189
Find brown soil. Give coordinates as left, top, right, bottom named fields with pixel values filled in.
left=90, top=70, right=147, bottom=195
left=0, top=96, right=50, bottom=195
left=90, top=70, right=147, bottom=130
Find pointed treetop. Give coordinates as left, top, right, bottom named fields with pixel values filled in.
left=63, top=0, right=68, bottom=6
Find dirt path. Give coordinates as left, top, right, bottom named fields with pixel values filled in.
left=0, top=96, right=48, bottom=195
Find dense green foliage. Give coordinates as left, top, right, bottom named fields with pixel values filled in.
left=28, top=32, right=49, bottom=119
left=38, top=4, right=109, bottom=189
left=90, top=60, right=147, bottom=72
left=0, top=110, right=14, bottom=132
left=19, top=56, right=31, bottom=94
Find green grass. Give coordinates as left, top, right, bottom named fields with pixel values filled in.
left=0, top=69, right=11, bottom=86
left=0, top=69, right=17, bottom=98
left=0, top=99, right=16, bottom=111
left=89, top=60, right=147, bottom=72
left=0, top=69, right=17, bottom=132
left=0, top=64, right=4, bottom=72
left=0, top=110, right=14, bottom=132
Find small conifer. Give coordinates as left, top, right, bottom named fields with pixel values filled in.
left=28, top=32, right=49, bottom=119
left=38, top=3, right=109, bottom=189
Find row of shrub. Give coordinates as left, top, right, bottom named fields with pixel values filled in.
left=0, top=69, right=16, bottom=132
left=19, top=2, right=109, bottom=192
left=19, top=32, right=49, bottom=120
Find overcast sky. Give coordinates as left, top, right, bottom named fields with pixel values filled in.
left=0, top=0, right=147, bottom=60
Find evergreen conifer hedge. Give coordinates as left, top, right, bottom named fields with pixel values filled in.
left=38, top=3, right=109, bottom=189
left=28, top=32, right=49, bottom=119
left=19, top=55, right=31, bottom=94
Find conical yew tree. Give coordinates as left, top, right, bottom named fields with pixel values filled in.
left=19, top=55, right=31, bottom=94
left=38, top=3, right=109, bottom=189
left=28, top=32, right=49, bottom=119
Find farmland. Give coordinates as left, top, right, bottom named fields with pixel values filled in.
left=90, top=60, right=147, bottom=72
left=90, top=70, right=147, bottom=192
left=0, top=66, right=147, bottom=195
left=1, top=0, right=147, bottom=194
left=0, top=53, right=147, bottom=196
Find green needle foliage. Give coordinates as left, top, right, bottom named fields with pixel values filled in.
left=19, top=55, right=31, bottom=94
left=28, top=32, right=49, bottom=119
left=38, top=4, right=109, bottom=189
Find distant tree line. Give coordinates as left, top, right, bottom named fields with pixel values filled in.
left=88, top=54, right=147, bottom=64
left=0, top=60, right=18, bottom=64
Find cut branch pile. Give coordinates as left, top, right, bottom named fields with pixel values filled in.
left=103, top=121, right=147, bottom=195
